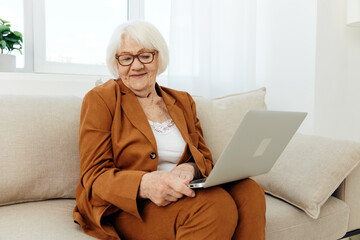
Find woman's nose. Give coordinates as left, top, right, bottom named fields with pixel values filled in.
left=131, top=57, right=145, bottom=70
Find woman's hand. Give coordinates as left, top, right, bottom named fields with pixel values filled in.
left=170, top=162, right=199, bottom=184
left=138, top=170, right=196, bottom=207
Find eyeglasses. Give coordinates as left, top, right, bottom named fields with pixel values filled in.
left=116, top=51, right=157, bottom=66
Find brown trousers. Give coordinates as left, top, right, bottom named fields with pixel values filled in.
left=112, top=178, right=266, bottom=240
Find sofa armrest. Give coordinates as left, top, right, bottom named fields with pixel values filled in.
left=334, top=164, right=360, bottom=231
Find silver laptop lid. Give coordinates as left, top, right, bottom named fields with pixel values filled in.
left=203, top=110, right=307, bottom=188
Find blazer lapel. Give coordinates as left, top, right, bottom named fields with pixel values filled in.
left=159, top=87, right=194, bottom=166
left=158, top=85, right=191, bottom=145
left=116, top=80, right=157, bottom=151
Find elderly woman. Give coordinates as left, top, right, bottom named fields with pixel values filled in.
left=73, top=21, right=266, bottom=240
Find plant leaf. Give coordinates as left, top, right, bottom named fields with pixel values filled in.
left=0, top=25, right=10, bottom=33
left=0, top=40, right=6, bottom=49
left=0, top=19, right=10, bottom=24
left=13, top=31, right=23, bottom=38
left=13, top=31, right=23, bottom=42
left=4, top=36, right=19, bottom=42
left=4, top=33, right=22, bottom=42
left=2, top=30, right=11, bottom=35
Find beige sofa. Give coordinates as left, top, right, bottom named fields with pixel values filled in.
left=0, top=86, right=359, bottom=240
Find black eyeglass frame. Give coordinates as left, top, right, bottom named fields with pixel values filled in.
left=115, top=51, right=158, bottom=66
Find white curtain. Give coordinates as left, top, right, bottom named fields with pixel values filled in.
left=167, top=0, right=257, bottom=98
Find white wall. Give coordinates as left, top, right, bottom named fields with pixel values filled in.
left=315, top=0, right=360, bottom=141
left=256, top=0, right=317, bottom=134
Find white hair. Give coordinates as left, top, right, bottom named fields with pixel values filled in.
left=106, top=20, right=169, bottom=78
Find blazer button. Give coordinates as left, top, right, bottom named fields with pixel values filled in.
left=149, top=152, right=157, bottom=159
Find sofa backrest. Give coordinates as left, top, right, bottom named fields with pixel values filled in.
left=0, top=87, right=266, bottom=206
left=193, top=87, right=267, bottom=162
left=0, top=95, right=82, bottom=206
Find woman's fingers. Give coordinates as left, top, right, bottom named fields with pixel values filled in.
left=164, top=194, right=180, bottom=202
left=167, top=189, right=183, bottom=199
left=140, top=171, right=196, bottom=206
left=166, top=174, right=195, bottom=198
left=180, top=173, right=193, bottom=182
left=156, top=200, right=171, bottom=207
left=171, top=163, right=196, bottom=182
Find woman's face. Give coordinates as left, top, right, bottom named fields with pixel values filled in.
left=116, top=34, right=159, bottom=96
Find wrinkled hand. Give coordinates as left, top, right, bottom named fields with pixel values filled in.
left=170, top=163, right=197, bottom=185
left=139, top=170, right=196, bottom=207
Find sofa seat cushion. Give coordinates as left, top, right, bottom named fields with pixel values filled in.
left=0, top=196, right=349, bottom=240
left=265, top=195, right=350, bottom=240
left=0, top=199, right=94, bottom=239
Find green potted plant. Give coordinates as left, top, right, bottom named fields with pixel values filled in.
left=0, top=18, right=23, bottom=72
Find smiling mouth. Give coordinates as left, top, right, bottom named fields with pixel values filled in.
left=130, top=73, right=147, bottom=78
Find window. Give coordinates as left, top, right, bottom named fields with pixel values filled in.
left=0, top=0, right=171, bottom=76
left=33, top=0, right=128, bottom=75
left=45, top=0, right=127, bottom=65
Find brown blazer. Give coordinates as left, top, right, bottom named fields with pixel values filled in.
left=73, top=79, right=214, bottom=240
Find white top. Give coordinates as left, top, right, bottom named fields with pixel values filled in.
left=148, top=119, right=186, bottom=172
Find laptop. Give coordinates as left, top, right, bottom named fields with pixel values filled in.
left=188, top=110, right=307, bottom=188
